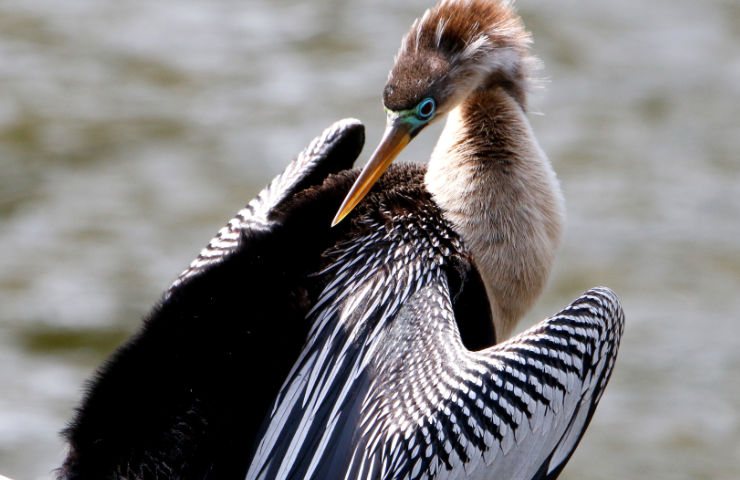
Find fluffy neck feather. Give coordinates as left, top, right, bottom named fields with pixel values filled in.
left=425, top=87, right=564, bottom=340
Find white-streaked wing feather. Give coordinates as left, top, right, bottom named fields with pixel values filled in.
left=245, top=211, right=462, bottom=480
left=167, top=118, right=362, bottom=295
left=244, top=198, right=623, bottom=480
left=353, top=285, right=623, bottom=480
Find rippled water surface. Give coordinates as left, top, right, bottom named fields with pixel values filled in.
left=1, top=0, right=739, bottom=478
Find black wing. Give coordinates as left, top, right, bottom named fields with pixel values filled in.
left=244, top=195, right=623, bottom=480
left=60, top=119, right=365, bottom=480
left=351, top=285, right=623, bottom=480
left=169, top=118, right=365, bottom=293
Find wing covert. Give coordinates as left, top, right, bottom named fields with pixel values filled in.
left=247, top=268, right=623, bottom=480
left=354, top=285, right=623, bottom=480
left=242, top=162, right=624, bottom=480
left=168, top=118, right=364, bottom=294
left=244, top=202, right=466, bottom=480
left=60, top=119, right=365, bottom=480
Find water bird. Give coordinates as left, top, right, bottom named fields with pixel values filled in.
left=60, top=0, right=624, bottom=479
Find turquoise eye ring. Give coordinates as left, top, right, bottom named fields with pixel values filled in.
left=416, top=98, right=436, bottom=119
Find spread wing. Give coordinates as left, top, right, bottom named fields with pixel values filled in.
left=60, top=119, right=365, bottom=480
left=351, top=285, right=623, bottom=480
left=245, top=215, right=624, bottom=480
left=168, top=117, right=365, bottom=294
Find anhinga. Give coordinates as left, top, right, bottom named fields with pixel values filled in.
left=60, top=1, right=624, bottom=479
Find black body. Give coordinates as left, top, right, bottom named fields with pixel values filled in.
left=60, top=122, right=495, bottom=479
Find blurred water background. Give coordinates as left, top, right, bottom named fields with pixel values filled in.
left=1, top=0, right=739, bottom=478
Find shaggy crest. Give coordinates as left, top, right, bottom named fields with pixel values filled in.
left=384, top=0, right=535, bottom=111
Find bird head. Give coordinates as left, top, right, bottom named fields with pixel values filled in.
left=333, top=0, right=533, bottom=226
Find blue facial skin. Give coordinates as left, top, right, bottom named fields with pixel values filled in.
left=385, top=97, right=436, bottom=138
left=416, top=98, right=436, bottom=119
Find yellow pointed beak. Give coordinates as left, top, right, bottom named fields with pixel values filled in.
left=332, top=117, right=413, bottom=226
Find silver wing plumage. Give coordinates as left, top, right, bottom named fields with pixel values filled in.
left=245, top=204, right=624, bottom=480
left=168, top=118, right=364, bottom=294
left=59, top=119, right=367, bottom=480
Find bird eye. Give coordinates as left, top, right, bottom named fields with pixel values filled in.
left=416, top=98, right=435, bottom=119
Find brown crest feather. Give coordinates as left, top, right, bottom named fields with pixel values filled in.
left=384, top=0, right=533, bottom=111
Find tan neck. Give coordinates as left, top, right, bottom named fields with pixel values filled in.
left=425, top=87, right=564, bottom=340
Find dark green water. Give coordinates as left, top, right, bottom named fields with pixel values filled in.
left=1, top=0, right=739, bottom=478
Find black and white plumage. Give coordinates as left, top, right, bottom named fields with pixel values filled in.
left=167, top=118, right=367, bottom=295
left=60, top=117, right=623, bottom=479
left=244, top=166, right=623, bottom=480
left=60, top=120, right=368, bottom=479
left=61, top=0, right=626, bottom=478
